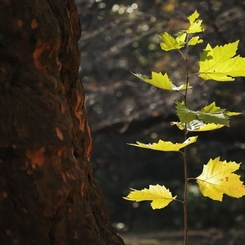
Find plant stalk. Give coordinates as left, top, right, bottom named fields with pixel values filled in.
left=183, top=147, right=188, bottom=245
left=183, top=37, right=190, bottom=245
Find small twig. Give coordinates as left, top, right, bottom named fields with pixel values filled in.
left=182, top=34, right=191, bottom=245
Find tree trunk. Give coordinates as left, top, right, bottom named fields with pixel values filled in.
left=0, top=0, right=125, bottom=244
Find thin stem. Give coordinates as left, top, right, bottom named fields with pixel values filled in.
left=174, top=198, right=185, bottom=204
left=183, top=148, right=189, bottom=245
left=187, top=177, right=197, bottom=181
left=182, top=35, right=190, bottom=245
left=178, top=50, right=187, bottom=61
left=177, top=34, right=191, bottom=245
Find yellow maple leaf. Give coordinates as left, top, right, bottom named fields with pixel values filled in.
left=159, top=32, right=186, bottom=51
left=196, top=157, right=245, bottom=201
left=187, top=10, right=204, bottom=34
left=128, top=136, right=198, bottom=152
left=171, top=120, right=224, bottom=132
left=124, top=184, right=176, bottom=209
left=199, top=41, right=245, bottom=81
left=133, top=71, right=191, bottom=91
left=188, top=36, right=203, bottom=46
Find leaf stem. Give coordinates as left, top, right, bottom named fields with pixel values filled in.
left=187, top=177, right=197, bottom=181
left=174, top=198, right=185, bottom=204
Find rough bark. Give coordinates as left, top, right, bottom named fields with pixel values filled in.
left=0, top=0, right=125, bottom=244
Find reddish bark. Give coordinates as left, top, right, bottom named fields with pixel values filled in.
left=0, top=0, right=124, bottom=244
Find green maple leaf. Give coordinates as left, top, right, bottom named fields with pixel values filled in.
left=198, top=102, right=228, bottom=125
left=133, top=71, right=191, bottom=91
left=199, top=41, right=245, bottom=81
left=176, top=101, right=241, bottom=126
left=175, top=101, right=196, bottom=123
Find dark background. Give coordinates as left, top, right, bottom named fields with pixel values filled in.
left=75, top=0, right=245, bottom=233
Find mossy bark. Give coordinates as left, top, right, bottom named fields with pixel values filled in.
left=0, top=0, right=124, bottom=244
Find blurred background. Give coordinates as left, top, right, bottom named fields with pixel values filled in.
left=75, top=0, right=245, bottom=241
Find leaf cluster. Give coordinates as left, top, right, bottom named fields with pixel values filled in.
left=124, top=11, right=245, bottom=209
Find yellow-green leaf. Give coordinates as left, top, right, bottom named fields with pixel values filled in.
left=187, top=10, right=204, bottom=34
left=124, top=184, right=176, bottom=209
left=188, top=36, right=203, bottom=46
left=128, top=136, right=198, bottom=152
left=159, top=32, right=186, bottom=51
left=199, top=41, right=245, bottom=81
left=196, top=157, right=245, bottom=201
left=171, top=120, right=224, bottom=131
left=133, top=71, right=191, bottom=91
left=227, top=111, right=242, bottom=116
left=175, top=32, right=187, bottom=43
left=176, top=101, right=241, bottom=126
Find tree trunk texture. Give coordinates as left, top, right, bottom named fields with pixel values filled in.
left=0, top=0, right=125, bottom=244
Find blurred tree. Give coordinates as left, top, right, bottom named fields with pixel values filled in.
left=0, top=0, right=124, bottom=244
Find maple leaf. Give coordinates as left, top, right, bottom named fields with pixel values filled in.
left=176, top=101, right=241, bottom=126
left=124, top=184, right=176, bottom=209
left=187, top=10, right=204, bottom=34
left=157, top=11, right=204, bottom=51
left=171, top=120, right=224, bottom=132
left=188, top=36, right=203, bottom=46
left=196, top=157, right=245, bottom=201
left=158, top=32, right=186, bottom=51
left=128, top=136, right=198, bottom=152
left=199, top=41, right=245, bottom=81
left=133, top=71, right=191, bottom=91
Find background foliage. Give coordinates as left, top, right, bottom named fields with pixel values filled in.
left=76, top=0, right=245, bottom=232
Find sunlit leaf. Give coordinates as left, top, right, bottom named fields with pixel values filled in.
left=133, top=71, right=191, bottom=91
left=199, top=102, right=241, bottom=126
left=176, top=101, right=241, bottom=126
left=188, top=36, right=203, bottom=46
left=124, top=184, right=176, bottom=209
left=176, top=32, right=187, bottom=43
left=187, top=10, right=204, bottom=34
left=158, top=32, right=186, bottom=51
left=196, top=157, right=245, bottom=201
left=199, top=41, right=245, bottom=81
left=171, top=120, right=224, bottom=131
left=128, top=136, right=198, bottom=152
left=157, top=11, right=204, bottom=51
left=198, top=102, right=229, bottom=126
left=227, top=111, right=241, bottom=116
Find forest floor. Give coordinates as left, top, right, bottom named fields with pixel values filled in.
left=120, top=228, right=244, bottom=245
